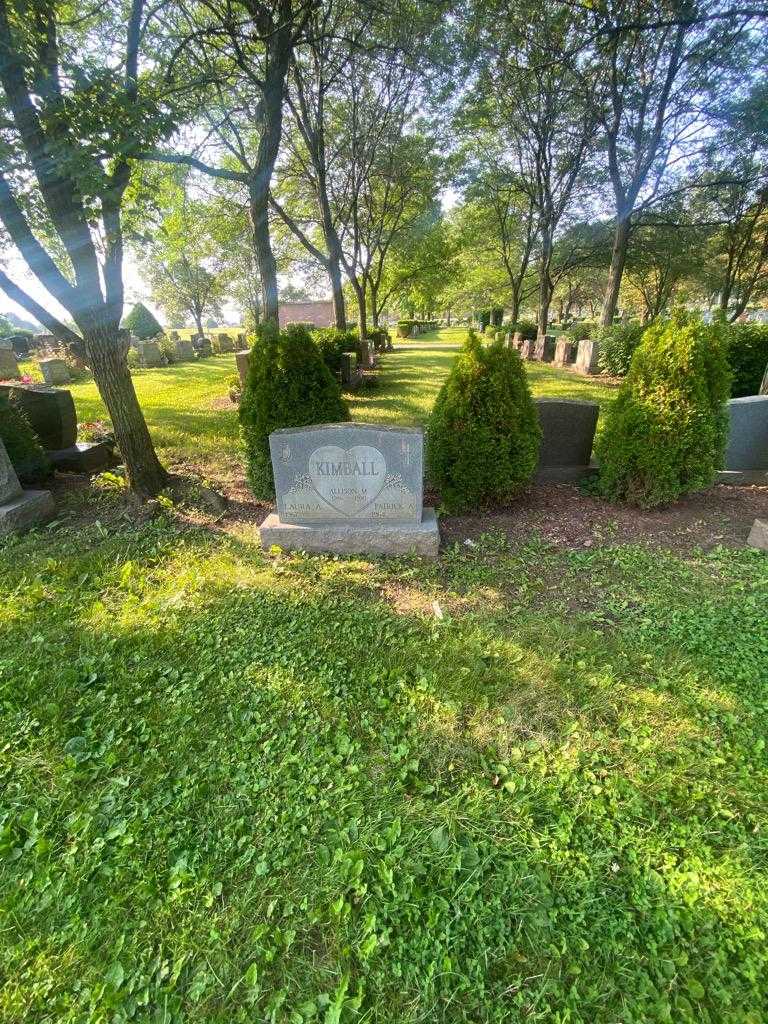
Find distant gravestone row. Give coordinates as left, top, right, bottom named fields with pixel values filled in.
left=508, top=330, right=602, bottom=375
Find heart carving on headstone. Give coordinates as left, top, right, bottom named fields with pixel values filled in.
left=308, top=444, right=387, bottom=516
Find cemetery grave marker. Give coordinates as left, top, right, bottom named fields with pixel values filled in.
left=39, top=357, right=71, bottom=385
left=0, top=436, right=55, bottom=536
left=259, top=423, right=440, bottom=557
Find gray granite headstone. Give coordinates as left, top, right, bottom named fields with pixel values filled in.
left=0, top=382, right=77, bottom=450
left=270, top=423, right=423, bottom=525
left=235, top=349, right=250, bottom=386
left=535, top=399, right=599, bottom=482
left=724, top=396, right=768, bottom=470
left=136, top=339, right=162, bottom=368
left=260, top=423, right=439, bottom=557
left=0, top=347, right=20, bottom=379
left=39, top=357, right=70, bottom=385
left=0, top=436, right=55, bottom=537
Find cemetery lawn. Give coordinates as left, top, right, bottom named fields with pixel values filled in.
left=18, top=331, right=619, bottom=474
left=2, top=508, right=767, bottom=1022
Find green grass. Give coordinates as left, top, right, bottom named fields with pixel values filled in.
left=5, top=331, right=762, bottom=1022
left=22, top=328, right=618, bottom=471
left=1, top=514, right=767, bottom=1022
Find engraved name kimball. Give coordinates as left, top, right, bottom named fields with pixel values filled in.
left=269, top=424, right=424, bottom=525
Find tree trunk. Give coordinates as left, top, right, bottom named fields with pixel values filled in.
left=329, top=255, right=346, bottom=330
left=249, top=183, right=279, bottom=326
left=370, top=281, right=379, bottom=327
left=85, top=326, right=167, bottom=497
left=601, top=217, right=631, bottom=327
left=193, top=313, right=204, bottom=336
left=354, top=281, right=367, bottom=338
left=537, top=232, right=553, bottom=338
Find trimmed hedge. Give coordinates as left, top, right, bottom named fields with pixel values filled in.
left=239, top=323, right=349, bottom=499
left=568, top=321, right=597, bottom=343
left=511, top=319, right=537, bottom=341
left=312, top=327, right=359, bottom=374
left=598, top=322, right=646, bottom=377
left=426, top=331, right=541, bottom=512
left=121, top=303, right=163, bottom=341
left=0, top=392, right=50, bottom=486
left=595, top=313, right=731, bottom=508
left=727, top=322, right=768, bottom=397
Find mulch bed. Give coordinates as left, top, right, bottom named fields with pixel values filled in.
left=47, top=464, right=766, bottom=556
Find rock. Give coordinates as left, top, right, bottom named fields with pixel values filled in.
left=0, top=438, right=55, bottom=537
left=747, top=519, right=768, bottom=551
left=0, top=382, right=77, bottom=450
left=260, top=422, right=439, bottom=557
left=235, top=350, right=251, bottom=386
left=553, top=337, right=576, bottom=367
left=535, top=398, right=599, bottom=482
left=575, top=338, right=601, bottom=374
left=724, top=396, right=768, bottom=471
left=0, top=347, right=20, bottom=380
left=39, top=357, right=70, bottom=385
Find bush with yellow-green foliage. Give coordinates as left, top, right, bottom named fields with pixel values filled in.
left=239, top=323, right=349, bottom=499
left=595, top=313, right=731, bottom=508
left=426, top=331, right=540, bottom=512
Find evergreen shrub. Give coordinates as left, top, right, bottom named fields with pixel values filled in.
left=426, top=331, right=541, bottom=512
left=0, top=392, right=50, bottom=486
left=598, top=321, right=646, bottom=376
left=595, top=313, right=731, bottom=508
left=240, top=324, right=350, bottom=498
left=726, top=322, right=768, bottom=397
left=121, top=303, right=163, bottom=340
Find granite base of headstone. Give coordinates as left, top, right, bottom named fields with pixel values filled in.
left=534, top=334, right=556, bottom=362
left=0, top=437, right=55, bottom=537
left=0, top=344, right=20, bottom=380
left=0, top=383, right=77, bottom=450
left=259, top=423, right=440, bottom=558
left=235, top=350, right=251, bottom=386
left=137, top=339, right=163, bottom=368
left=553, top=337, right=576, bottom=367
left=535, top=398, right=599, bottom=482
left=49, top=441, right=118, bottom=475
left=575, top=338, right=601, bottom=374
left=747, top=518, right=768, bottom=551
left=716, top=395, right=768, bottom=484
left=39, top=357, right=70, bottom=385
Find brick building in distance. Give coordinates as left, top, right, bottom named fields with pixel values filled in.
left=278, top=300, right=335, bottom=329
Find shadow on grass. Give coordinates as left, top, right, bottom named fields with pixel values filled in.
left=1, top=520, right=766, bottom=1021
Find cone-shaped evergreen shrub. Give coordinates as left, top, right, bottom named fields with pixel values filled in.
left=239, top=323, right=350, bottom=498
left=426, top=331, right=541, bottom=512
left=595, top=312, right=731, bottom=508
left=0, top=393, right=50, bottom=485
left=121, top=303, right=163, bottom=340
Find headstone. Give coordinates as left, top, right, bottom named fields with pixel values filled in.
left=747, top=519, right=768, bottom=551
left=136, top=339, right=163, bottom=368
left=33, top=333, right=57, bottom=351
left=235, top=350, right=251, bottom=386
left=237, top=332, right=246, bottom=346
left=575, top=338, right=601, bottom=375
left=216, top=333, right=235, bottom=353
left=553, top=337, right=576, bottom=367
left=174, top=339, right=195, bottom=362
left=359, top=340, right=375, bottom=369
left=39, top=357, right=70, bottom=385
left=520, top=339, right=536, bottom=360
left=339, top=352, right=362, bottom=390
left=0, top=437, right=55, bottom=537
left=8, top=334, right=30, bottom=357
left=259, top=423, right=440, bottom=557
left=49, top=441, right=118, bottom=475
left=0, top=346, right=20, bottom=380
left=723, top=396, right=768, bottom=471
left=0, top=383, right=77, bottom=450
left=535, top=399, right=599, bottom=482
left=534, top=334, right=556, bottom=362
left=193, top=335, right=212, bottom=358
left=168, top=331, right=180, bottom=342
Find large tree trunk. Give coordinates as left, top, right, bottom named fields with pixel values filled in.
left=601, top=217, right=631, bottom=327
left=85, top=326, right=167, bottom=497
left=249, top=183, right=279, bottom=326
